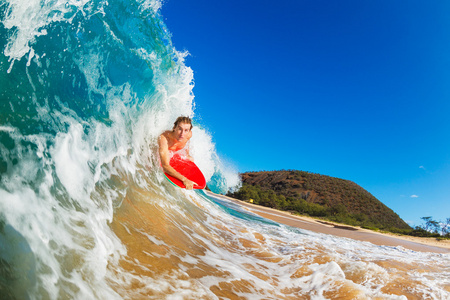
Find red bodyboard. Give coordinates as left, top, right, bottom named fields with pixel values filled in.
left=164, top=155, right=206, bottom=189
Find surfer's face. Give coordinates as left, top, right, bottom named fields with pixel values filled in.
left=173, top=123, right=191, bottom=141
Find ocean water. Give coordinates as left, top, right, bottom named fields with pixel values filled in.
left=0, top=1, right=449, bottom=299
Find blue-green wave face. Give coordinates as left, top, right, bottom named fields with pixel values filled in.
left=0, top=0, right=176, bottom=134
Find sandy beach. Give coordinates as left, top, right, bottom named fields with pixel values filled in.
left=207, top=191, right=450, bottom=254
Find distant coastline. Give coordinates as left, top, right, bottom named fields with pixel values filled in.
left=207, top=191, right=450, bottom=254
left=227, top=170, right=410, bottom=231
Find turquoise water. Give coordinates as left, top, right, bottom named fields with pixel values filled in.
left=1, top=1, right=449, bottom=299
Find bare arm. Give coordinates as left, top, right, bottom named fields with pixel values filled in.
left=158, top=134, right=197, bottom=189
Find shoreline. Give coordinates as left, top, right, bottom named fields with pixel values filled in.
left=206, top=191, right=450, bottom=254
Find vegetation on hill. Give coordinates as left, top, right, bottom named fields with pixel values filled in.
left=227, top=170, right=411, bottom=232
left=412, top=216, right=450, bottom=238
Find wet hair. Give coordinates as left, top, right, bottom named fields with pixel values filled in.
left=172, top=116, right=193, bottom=130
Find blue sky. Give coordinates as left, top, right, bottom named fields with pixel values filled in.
left=161, top=0, right=450, bottom=227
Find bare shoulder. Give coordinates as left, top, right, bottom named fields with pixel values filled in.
left=159, top=131, right=171, bottom=143
left=157, top=134, right=167, bottom=152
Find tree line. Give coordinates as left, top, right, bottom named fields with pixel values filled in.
left=227, top=182, right=407, bottom=232
left=412, top=216, right=450, bottom=238
left=227, top=181, right=450, bottom=239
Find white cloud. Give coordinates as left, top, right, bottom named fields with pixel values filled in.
left=419, top=166, right=426, bottom=170
left=410, top=195, right=419, bottom=198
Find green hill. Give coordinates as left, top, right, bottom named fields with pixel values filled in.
left=227, top=170, right=411, bottom=231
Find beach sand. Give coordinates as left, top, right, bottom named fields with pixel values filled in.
left=207, top=192, right=450, bottom=254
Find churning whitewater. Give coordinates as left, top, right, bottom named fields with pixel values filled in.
left=0, top=0, right=449, bottom=299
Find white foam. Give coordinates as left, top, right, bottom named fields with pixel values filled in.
left=53, top=123, right=93, bottom=201
left=2, top=0, right=89, bottom=70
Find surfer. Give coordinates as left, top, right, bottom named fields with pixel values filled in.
left=159, top=116, right=197, bottom=189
